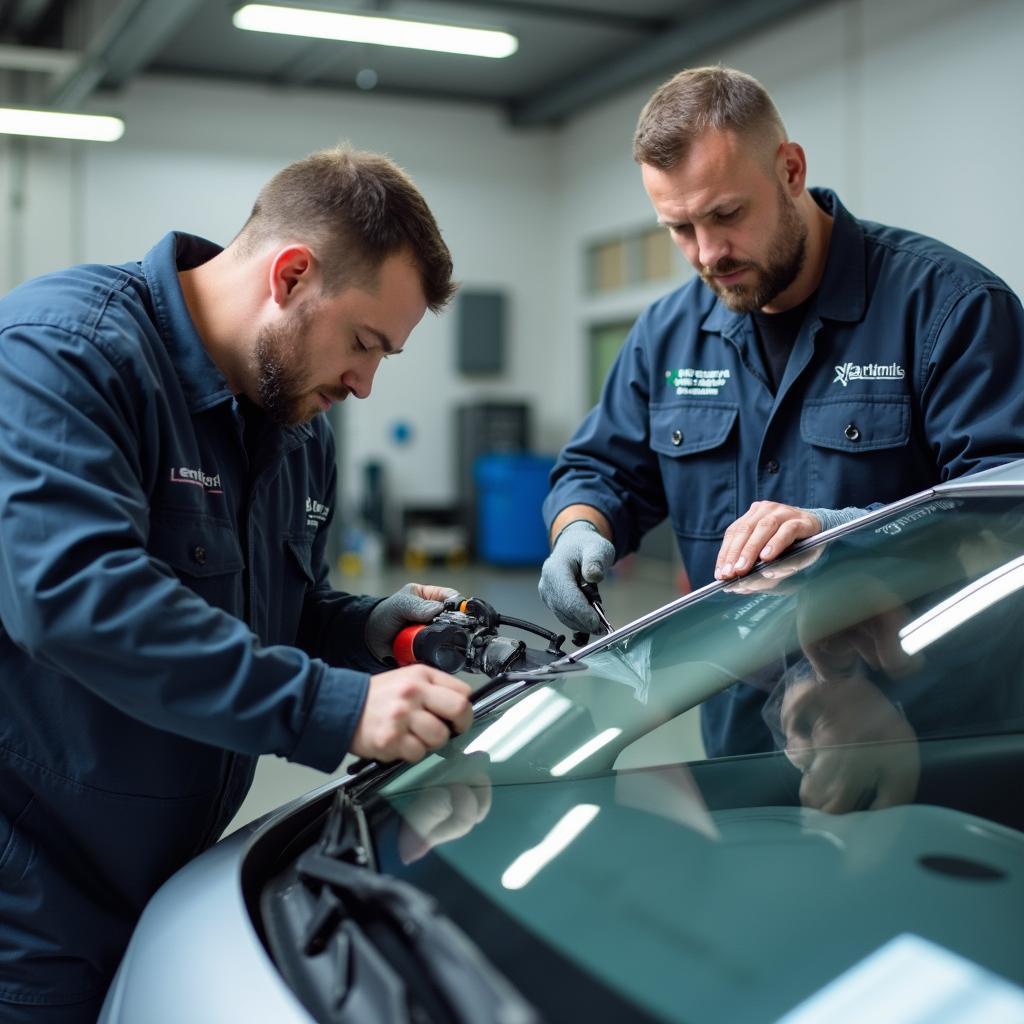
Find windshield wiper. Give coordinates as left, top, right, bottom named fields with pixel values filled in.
left=261, top=791, right=541, bottom=1024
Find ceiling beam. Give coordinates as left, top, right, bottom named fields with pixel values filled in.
left=269, top=0, right=672, bottom=88
left=0, top=42, right=78, bottom=74
left=10, top=0, right=53, bottom=37
left=403, top=0, right=671, bottom=34
left=274, top=38, right=353, bottom=88
left=47, top=0, right=205, bottom=107
left=508, top=0, right=827, bottom=127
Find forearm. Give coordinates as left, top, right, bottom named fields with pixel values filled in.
left=297, top=587, right=386, bottom=672
left=549, top=504, right=614, bottom=547
left=0, top=538, right=368, bottom=769
left=804, top=506, right=869, bottom=532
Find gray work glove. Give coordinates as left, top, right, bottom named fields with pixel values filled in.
left=538, top=520, right=615, bottom=634
left=365, top=583, right=457, bottom=663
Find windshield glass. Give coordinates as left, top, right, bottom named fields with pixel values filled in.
left=365, top=493, right=1024, bottom=1022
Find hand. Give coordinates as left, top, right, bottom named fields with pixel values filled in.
left=779, top=670, right=920, bottom=814
left=797, top=575, right=923, bottom=682
left=538, top=521, right=615, bottom=633
left=397, top=757, right=493, bottom=864
left=801, top=611, right=921, bottom=682
left=722, top=545, right=825, bottom=595
left=351, top=664, right=473, bottom=764
left=715, top=502, right=821, bottom=580
left=365, top=582, right=457, bottom=662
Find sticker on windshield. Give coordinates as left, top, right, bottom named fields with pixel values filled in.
left=584, top=638, right=653, bottom=704
left=875, top=498, right=961, bottom=536
left=725, top=593, right=788, bottom=636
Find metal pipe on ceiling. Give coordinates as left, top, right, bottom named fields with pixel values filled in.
left=507, top=0, right=827, bottom=126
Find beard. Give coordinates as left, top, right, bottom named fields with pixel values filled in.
left=702, top=185, right=808, bottom=313
left=253, top=305, right=316, bottom=427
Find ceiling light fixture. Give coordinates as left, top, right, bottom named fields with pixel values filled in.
left=898, top=553, right=1024, bottom=656
left=463, top=688, right=572, bottom=763
left=0, top=107, right=124, bottom=142
left=550, top=728, right=622, bottom=777
left=233, top=3, right=518, bottom=59
left=501, top=805, right=600, bottom=890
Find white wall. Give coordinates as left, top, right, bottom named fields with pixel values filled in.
left=0, top=75, right=559, bottom=520
left=2, top=0, right=1023, bottom=512
left=551, top=0, right=1024, bottom=426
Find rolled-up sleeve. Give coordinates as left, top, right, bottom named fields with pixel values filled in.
left=544, top=311, right=668, bottom=558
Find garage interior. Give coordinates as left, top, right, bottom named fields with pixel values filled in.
left=0, top=0, right=1020, bottom=831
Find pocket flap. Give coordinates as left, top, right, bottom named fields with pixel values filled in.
left=649, top=403, right=739, bottom=457
left=286, top=534, right=317, bottom=585
left=148, top=513, right=244, bottom=578
left=801, top=396, right=910, bottom=453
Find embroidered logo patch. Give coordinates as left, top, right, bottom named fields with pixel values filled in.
left=833, top=362, right=905, bottom=386
left=665, top=367, right=732, bottom=396
left=306, top=497, right=330, bottom=529
left=170, top=466, right=222, bottom=494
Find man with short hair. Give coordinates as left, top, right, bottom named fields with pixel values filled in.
left=539, top=66, right=1024, bottom=758
left=0, top=146, right=471, bottom=1021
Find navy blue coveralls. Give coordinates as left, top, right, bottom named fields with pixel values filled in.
left=0, top=233, right=387, bottom=1018
left=545, top=189, right=1024, bottom=758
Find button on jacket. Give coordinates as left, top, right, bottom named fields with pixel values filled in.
left=545, top=189, right=1024, bottom=757
left=0, top=233, right=384, bottom=1014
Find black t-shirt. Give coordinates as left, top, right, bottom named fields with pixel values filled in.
left=751, top=296, right=814, bottom=393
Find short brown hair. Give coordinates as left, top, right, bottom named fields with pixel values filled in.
left=633, top=66, right=786, bottom=170
left=235, top=146, right=455, bottom=312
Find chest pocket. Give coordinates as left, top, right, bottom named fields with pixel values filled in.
left=801, top=395, right=911, bottom=506
left=148, top=512, right=244, bottom=615
left=650, top=402, right=739, bottom=539
left=269, top=532, right=317, bottom=645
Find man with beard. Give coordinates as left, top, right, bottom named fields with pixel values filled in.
left=0, top=147, right=473, bottom=1021
left=539, top=66, right=1024, bottom=757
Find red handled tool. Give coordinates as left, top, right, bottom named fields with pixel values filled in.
left=393, top=620, right=471, bottom=673
left=392, top=594, right=566, bottom=677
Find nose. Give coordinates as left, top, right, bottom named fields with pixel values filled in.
left=695, top=226, right=729, bottom=271
left=342, top=355, right=382, bottom=400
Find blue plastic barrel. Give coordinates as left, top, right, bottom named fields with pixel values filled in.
left=474, top=453, right=556, bottom=565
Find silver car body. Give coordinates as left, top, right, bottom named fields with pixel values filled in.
left=99, top=461, right=1024, bottom=1023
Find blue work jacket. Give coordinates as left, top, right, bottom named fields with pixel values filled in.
left=0, top=233, right=385, bottom=1014
left=545, top=189, right=1024, bottom=757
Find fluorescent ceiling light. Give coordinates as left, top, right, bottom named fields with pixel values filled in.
left=233, top=3, right=518, bottom=59
left=501, top=804, right=600, bottom=890
left=898, top=553, right=1024, bottom=656
left=550, top=728, right=622, bottom=777
left=464, top=687, right=572, bottom=762
left=0, top=107, right=124, bottom=142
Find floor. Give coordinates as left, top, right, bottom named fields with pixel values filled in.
left=225, top=555, right=683, bottom=833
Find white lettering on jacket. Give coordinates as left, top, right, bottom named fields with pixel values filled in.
left=170, top=466, right=223, bottom=493
left=306, top=497, right=330, bottom=529
left=668, top=367, right=732, bottom=397
left=833, top=362, right=905, bottom=386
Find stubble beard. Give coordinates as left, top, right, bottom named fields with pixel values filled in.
left=702, top=186, right=809, bottom=314
left=254, top=307, right=314, bottom=427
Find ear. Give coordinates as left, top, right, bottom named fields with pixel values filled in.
left=776, top=141, right=807, bottom=197
left=268, top=245, right=318, bottom=309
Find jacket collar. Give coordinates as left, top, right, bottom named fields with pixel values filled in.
left=699, top=187, right=866, bottom=337
left=141, top=231, right=233, bottom=415
left=140, top=231, right=313, bottom=444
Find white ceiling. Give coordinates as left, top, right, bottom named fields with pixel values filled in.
left=0, top=0, right=829, bottom=126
